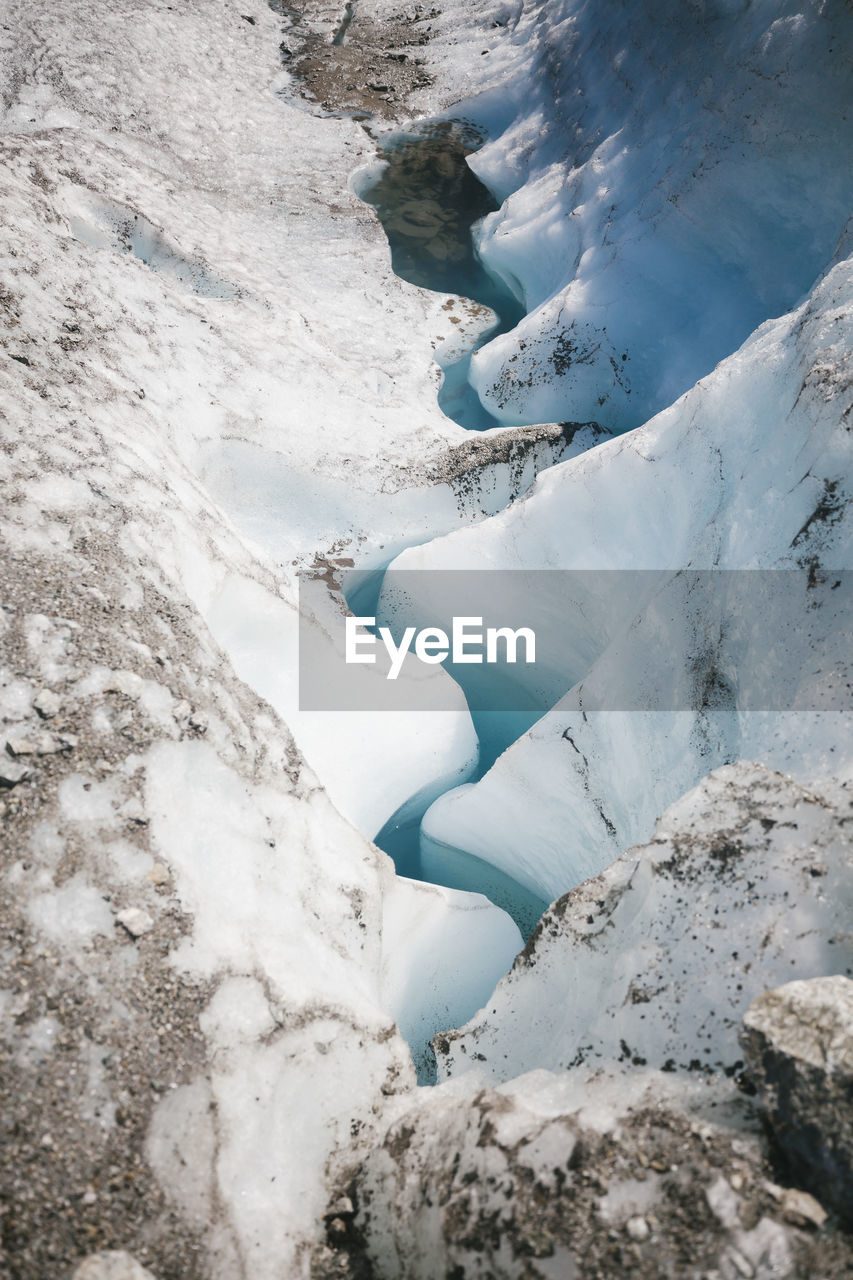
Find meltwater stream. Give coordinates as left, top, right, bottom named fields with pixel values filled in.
left=352, top=119, right=551, bottom=956
left=356, top=119, right=525, bottom=431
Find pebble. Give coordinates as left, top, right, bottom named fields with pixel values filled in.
left=6, top=738, right=36, bottom=757
left=781, top=1186, right=828, bottom=1229
left=145, top=862, right=170, bottom=887
left=115, top=907, right=154, bottom=938
left=33, top=688, right=61, bottom=718
left=0, top=760, right=31, bottom=788
left=324, top=1195, right=355, bottom=1219
left=625, top=1216, right=650, bottom=1241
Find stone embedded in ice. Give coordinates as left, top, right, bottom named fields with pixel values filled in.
left=353, top=1068, right=815, bottom=1279
left=780, top=1188, right=828, bottom=1231
left=0, top=760, right=31, bottom=787
left=115, top=907, right=155, bottom=939
left=35, top=731, right=77, bottom=755
left=33, top=688, right=61, bottom=718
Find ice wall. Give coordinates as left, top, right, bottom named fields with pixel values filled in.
left=390, top=239, right=853, bottom=905
left=444, top=0, right=853, bottom=432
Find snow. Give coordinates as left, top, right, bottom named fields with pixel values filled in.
left=0, top=0, right=578, bottom=864
left=2, top=0, right=546, bottom=1263
left=27, top=876, right=115, bottom=944
left=208, top=568, right=479, bottom=838
left=434, top=764, right=853, bottom=1088
left=144, top=738, right=381, bottom=1003
left=1, top=0, right=851, bottom=1272
left=58, top=774, right=123, bottom=826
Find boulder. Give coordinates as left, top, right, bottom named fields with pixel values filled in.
left=741, top=976, right=853, bottom=1223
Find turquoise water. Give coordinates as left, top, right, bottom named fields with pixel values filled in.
left=357, top=119, right=525, bottom=430
left=353, top=119, right=547, bottom=945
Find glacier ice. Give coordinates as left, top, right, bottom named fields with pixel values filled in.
left=389, top=249, right=853, bottom=906
left=455, top=0, right=853, bottom=433
left=433, top=765, right=853, bottom=1087
left=1, top=0, right=852, bottom=1274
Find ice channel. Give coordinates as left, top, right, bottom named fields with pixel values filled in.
left=354, top=118, right=525, bottom=431
left=352, top=119, right=552, bottom=941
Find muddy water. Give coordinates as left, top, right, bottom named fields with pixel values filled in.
left=358, top=119, right=525, bottom=430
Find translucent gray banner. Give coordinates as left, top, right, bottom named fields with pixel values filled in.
left=298, top=569, right=852, bottom=713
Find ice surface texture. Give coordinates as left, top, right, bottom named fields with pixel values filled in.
left=1, top=0, right=852, bottom=1274
left=393, top=247, right=853, bottom=904
left=458, top=0, right=853, bottom=432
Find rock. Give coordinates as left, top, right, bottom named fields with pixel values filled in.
left=626, top=1215, right=650, bottom=1241
left=323, top=1195, right=354, bottom=1220
left=5, top=738, right=35, bottom=756
left=355, top=1082, right=820, bottom=1278
left=72, top=1251, right=157, bottom=1280
left=780, top=1188, right=828, bottom=1230
left=740, top=975, right=853, bottom=1223
left=115, top=907, right=155, bottom=938
left=0, top=760, right=31, bottom=787
left=32, top=688, right=61, bottom=717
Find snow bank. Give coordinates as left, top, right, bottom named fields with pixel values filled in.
left=433, top=0, right=853, bottom=432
